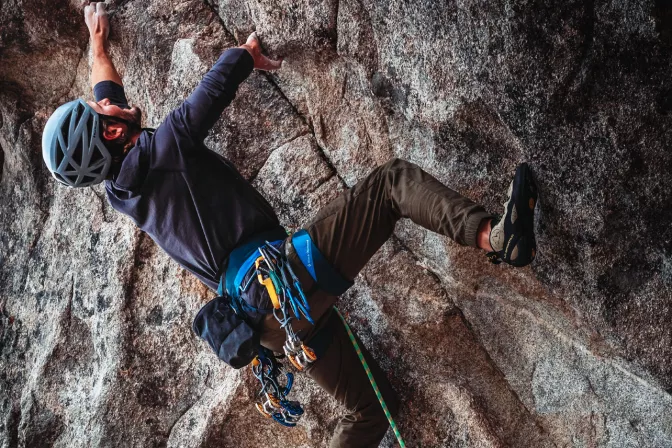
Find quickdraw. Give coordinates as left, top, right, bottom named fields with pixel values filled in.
left=247, top=241, right=317, bottom=427
left=251, top=348, right=304, bottom=427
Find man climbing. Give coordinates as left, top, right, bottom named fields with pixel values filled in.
left=41, top=2, right=538, bottom=447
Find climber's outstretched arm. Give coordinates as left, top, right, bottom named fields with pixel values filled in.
left=85, top=2, right=123, bottom=89
left=171, top=33, right=283, bottom=143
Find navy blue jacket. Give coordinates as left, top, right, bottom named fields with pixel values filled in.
left=105, top=48, right=280, bottom=291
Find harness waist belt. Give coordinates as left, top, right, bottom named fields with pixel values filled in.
left=291, top=229, right=353, bottom=296
left=218, top=226, right=288, bottom=298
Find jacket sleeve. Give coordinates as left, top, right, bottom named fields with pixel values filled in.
left=174, top=48, right=254, bottom=142
left=149, top=48, right=254, bottom=170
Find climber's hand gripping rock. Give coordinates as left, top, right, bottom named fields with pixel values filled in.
left=85, top=2, right=110, bottom=44
left=239, top=32, right=283, bottom=71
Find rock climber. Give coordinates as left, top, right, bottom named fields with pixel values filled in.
left=41, top=3, right=538, bottom=447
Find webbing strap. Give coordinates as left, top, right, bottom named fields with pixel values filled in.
left=334, top=307, right=406, bottom=448
left=291, top=230, right=353, bottom=296
left=292, top=230, right=317, bottom=280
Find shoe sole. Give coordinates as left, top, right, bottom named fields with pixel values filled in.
left=506, top=163, right=538, bottom=266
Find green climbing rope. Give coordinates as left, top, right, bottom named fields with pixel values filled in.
left=334, top=307, right=406, bottom=448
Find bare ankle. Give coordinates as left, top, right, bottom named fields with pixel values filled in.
left=477, top=218, right=493, bottom=252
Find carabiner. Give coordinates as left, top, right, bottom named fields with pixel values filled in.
left=255, top=256, right=280, bottom=309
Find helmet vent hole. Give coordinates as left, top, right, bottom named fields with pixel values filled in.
left=90, top=149, right=103, bottom=164
left=82, top=175, right=96, bottom=184
left=66, top=174, right=78, bottom=184
left=71, top=146, right=83, bottom=164
left=56, top=147, right=65, bottom=167
left=73, top=103, right=83, bottom=122
left=60, top=120, right=70, bottom=148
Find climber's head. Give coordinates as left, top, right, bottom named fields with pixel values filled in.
left=42, top=98, right=142, bottom=188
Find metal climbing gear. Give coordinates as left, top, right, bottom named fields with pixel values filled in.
left=251, top=347, right=305, bottom=427
left=247, top=240, right=317, bottom=426
left=253, top=242, right=317, bottom=371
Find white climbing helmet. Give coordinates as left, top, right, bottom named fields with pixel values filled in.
left=42, top=99, right=112, bottom=188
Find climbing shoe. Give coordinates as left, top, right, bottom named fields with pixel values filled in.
left=487, top=162, right=538, bottom=267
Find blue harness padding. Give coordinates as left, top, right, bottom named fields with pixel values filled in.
left=291, top=229, right=354, bottom=296
left=217, top=226, right=287, bottom=317
left=218, top=226, right=288, bottom=297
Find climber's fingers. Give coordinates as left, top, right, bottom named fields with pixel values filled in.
left=244, top=32, right=258, bottom=48
left=84, top=2, right=110, bottom=41
left=96, top=2, right=107, bottom=15
left=240, top=32, right=283, bottom=72
left=256, top=53, right=283, bottom=71
left=84, top=3, right=94, bottom=24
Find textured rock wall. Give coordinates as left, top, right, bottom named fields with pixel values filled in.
left=2, top=0, right=672, bottom=446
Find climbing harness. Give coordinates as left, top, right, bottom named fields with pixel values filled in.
left=335, top=307, right=406, bottom=447
left=204, top=227, right=401, bottom=431
left=244, top=240, right=318, bottom=426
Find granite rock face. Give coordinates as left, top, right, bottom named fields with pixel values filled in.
left=2, top=0, right=672, bottom=447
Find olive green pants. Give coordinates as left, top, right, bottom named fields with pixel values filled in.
left=261, top=158, right=491, bottom=447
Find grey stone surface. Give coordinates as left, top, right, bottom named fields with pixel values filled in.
left=2, top=0, right=672, bottom=446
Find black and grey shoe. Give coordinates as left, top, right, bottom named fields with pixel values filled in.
left=487, top=163, right=538, bottom=267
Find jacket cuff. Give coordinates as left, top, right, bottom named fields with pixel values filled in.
left=463, top=210, right=493, bottom=248
left=220, top=47, right=255, bottom=83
